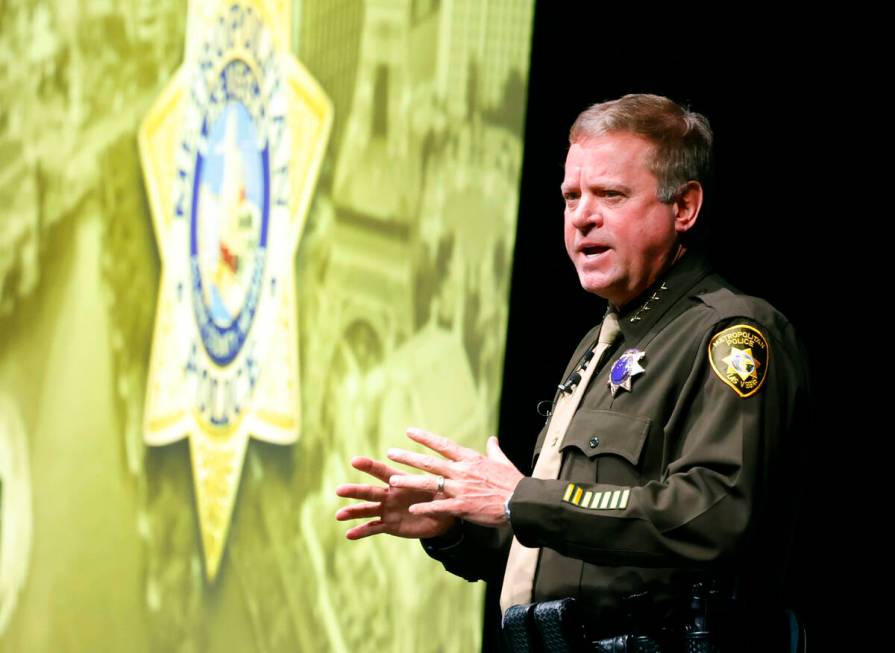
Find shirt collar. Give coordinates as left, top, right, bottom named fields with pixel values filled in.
left=611, top=252, right=713, bottom=344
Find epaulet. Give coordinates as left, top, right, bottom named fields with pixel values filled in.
left=695, top=287, right=784, bottom=329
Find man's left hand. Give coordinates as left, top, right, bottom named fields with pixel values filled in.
left=387, top=427, right=524, bottom=528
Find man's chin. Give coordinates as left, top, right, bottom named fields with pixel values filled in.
left=578, top=275, right=613, bottom=300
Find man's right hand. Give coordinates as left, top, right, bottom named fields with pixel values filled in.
left=335, top=456, right=456, bottom=540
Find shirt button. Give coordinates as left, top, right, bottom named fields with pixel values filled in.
left=589, top=436, right=600, bottom=448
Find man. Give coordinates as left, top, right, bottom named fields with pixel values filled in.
left=336, top=94, right=807, bottom=651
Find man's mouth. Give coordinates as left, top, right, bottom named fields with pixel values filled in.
left=582, top=245, right=609, bottom=258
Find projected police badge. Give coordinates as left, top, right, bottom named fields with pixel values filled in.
left=139, top=0, right=332, bottom=580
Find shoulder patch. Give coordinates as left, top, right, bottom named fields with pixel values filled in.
left=708, top=324, right=770, bottom=398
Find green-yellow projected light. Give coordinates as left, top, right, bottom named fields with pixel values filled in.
left=0, top=0, right=534, bottom=649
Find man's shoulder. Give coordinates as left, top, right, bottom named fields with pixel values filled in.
left=687, top=273, right=794, bottom=339
left=671, top=273, right=808, bottom=395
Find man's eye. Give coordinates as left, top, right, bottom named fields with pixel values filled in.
left=602, top=190, right=623, bottom=198
left=563, top=192, right=579, bottom=202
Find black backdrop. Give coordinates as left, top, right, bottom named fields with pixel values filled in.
left=492, top=6, right=834, bottom=650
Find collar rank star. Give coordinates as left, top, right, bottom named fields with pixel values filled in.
left=139, top=0, right=332, bottom=580
left=608, top=349, right=646, bottom=397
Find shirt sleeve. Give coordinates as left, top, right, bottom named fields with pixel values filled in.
left=507, top=317, right=807, bottom=568
left=421, top=520, right=513, bottom=583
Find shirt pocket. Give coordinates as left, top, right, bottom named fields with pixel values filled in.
left=559, top=408, right=651, bottom=485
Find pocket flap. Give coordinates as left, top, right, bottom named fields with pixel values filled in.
left=559, top=409, right=650, bottom=465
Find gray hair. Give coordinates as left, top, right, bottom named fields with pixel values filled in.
left=569, top=94, right=713, bottom=203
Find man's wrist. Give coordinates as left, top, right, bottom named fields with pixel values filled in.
left=503, top=493, right=513, bottom=523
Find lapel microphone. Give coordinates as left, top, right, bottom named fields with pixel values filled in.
left=539, top=342, right=599, bottom=419
left=558, top=348, right=595, bottom=394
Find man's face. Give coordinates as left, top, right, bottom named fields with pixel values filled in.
left=562, top=131, right=681, bottom=308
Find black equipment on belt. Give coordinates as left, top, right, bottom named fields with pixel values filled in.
left=502, top=596, right=662, bottom=653
left=503, top=598, right=587, bottom=653
left=500, top=581, right=769, bottom=653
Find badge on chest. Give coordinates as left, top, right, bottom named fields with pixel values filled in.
left=608, top=348, right=646, bottom=397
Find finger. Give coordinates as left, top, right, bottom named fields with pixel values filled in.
left=389, top=474, right=452, bottom=495
left=387, top=448, right=452, bottom=476
left=406, top=427, right=479, bottom=462
left=335, top=483, right=389, bottom=502
left=345, top=519, right=388, bottom=540
left=486, top=436, right=514, bottom=466
left=350, top=456, right=402, bottom=484
left=335, top=502, right=381, bottom=521
left=408, top=498, right=464, bottom=517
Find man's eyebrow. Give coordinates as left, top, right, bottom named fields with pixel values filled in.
left=561, top=180, right=632, bottom=194
left=588, top=180, right=632, bottom=194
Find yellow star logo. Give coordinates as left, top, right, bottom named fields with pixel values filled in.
left=138, top=0, right=332, bottom=580
left=722, top=346, right=760, bottom=382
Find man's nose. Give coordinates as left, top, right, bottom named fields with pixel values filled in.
left=570, top=195, right=602, bottom=230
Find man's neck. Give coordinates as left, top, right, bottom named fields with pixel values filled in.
left=610, top=244, right=688, bottom=313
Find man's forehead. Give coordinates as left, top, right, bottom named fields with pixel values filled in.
left=562, top=132, right=655, bottom=183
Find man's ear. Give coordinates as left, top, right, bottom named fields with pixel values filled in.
left=672, top=181, right=704, bottom=234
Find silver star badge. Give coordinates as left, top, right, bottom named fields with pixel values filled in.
left=608, top=349, right=646, bottom=397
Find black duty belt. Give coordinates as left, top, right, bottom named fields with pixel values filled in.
left=502, top=598, right=724, bottom=653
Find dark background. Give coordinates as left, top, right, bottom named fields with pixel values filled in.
left=493, top=6, right=838, bottom=650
